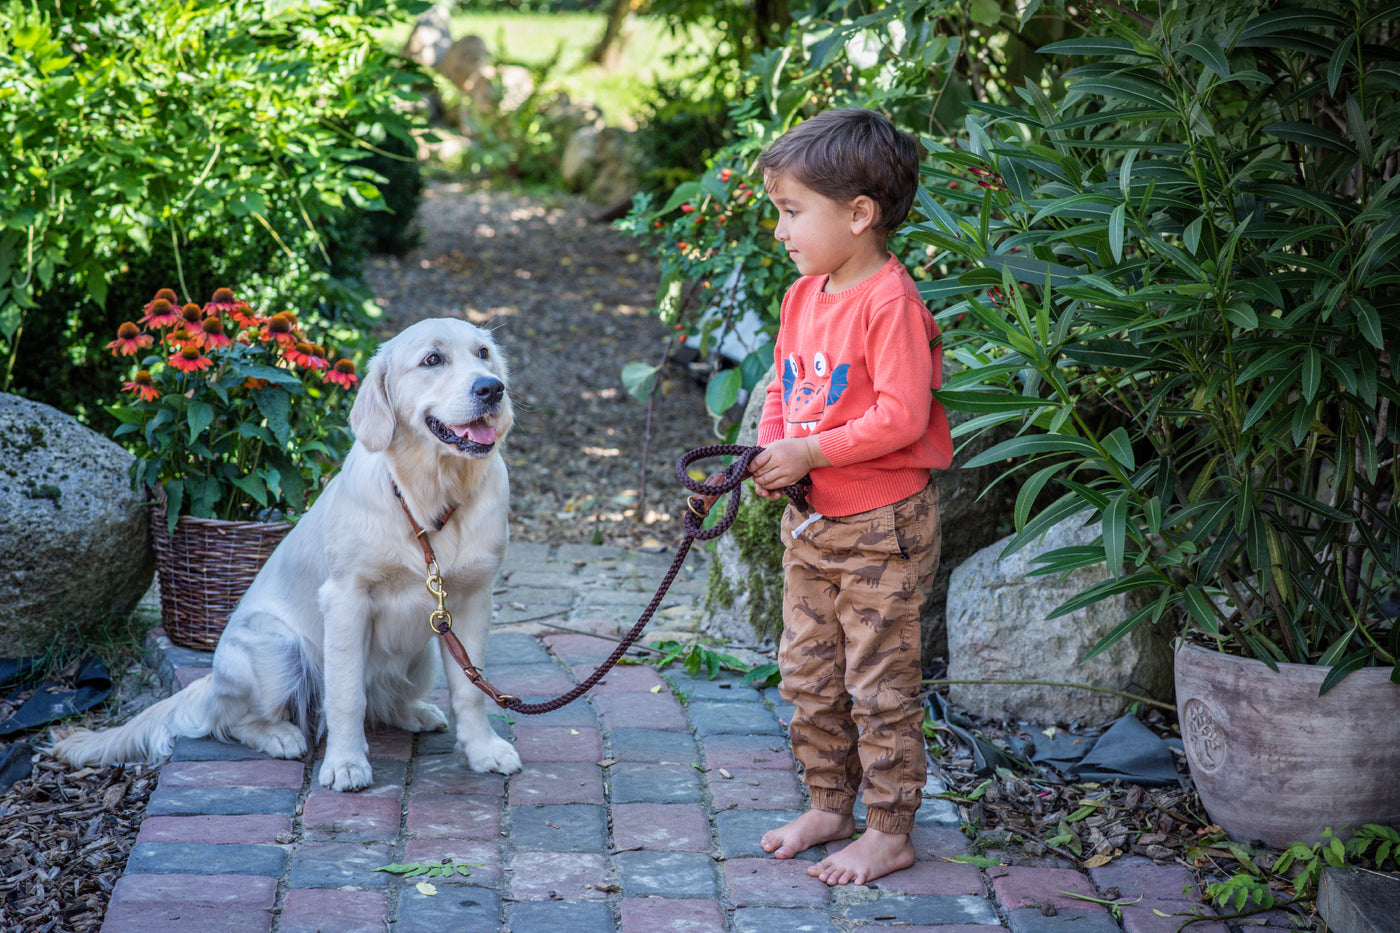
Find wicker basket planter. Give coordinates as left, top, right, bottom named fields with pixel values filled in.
left=149, top=496, right=292, bottom=651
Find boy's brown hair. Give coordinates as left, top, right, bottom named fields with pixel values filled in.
left=757, top=108, right=923, bottom=233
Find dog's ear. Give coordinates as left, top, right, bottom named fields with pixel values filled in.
left=349, top=350, right=395, bottom=452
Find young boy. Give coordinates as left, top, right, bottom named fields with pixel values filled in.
left=748, top=108, right=953, bottom=886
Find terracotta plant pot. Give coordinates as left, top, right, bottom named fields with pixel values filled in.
left=1174, top=641, right=1400, bottom=846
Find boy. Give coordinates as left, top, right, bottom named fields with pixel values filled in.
left=748, top=108, right=952, bottom=885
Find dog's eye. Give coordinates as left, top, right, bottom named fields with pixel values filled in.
left=421, top=351, right=444, bottom=367
left=476, top=346, right=490, bottom=360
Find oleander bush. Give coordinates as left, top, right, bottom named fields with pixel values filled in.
left=917, top=3, right=1400, bottom=683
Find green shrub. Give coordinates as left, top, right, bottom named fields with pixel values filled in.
left=0, top=0, right=429, bottom=423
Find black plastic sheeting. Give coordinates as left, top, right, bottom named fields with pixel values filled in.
left=0, top=656, right=113, bottom=792
left=926, top=693, right=1183, bottom=787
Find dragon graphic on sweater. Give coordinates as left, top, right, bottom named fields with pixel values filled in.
left=782, top=352, right=849, bottom=435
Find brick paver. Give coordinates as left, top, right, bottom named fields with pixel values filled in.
left=100, top=541, right=1237, bottom=933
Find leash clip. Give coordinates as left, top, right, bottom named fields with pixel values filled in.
left=425, top=560, right=453, bottom=634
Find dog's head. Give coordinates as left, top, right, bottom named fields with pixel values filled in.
left=350, top=318, right=512, bottom=458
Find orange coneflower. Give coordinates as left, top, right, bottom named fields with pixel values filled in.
left=259, top=312, right=298, bottom=349
left=200, top=315, right=233, bottom=349
left=106, top=321, right=154, bottom=356
left=122, top=370, right=160, bottom=402
left=242, top=376, right=271, bottom=390
left=169, top=344, right=212, bottom=373
left=322, top=358, right=358, bottom=388
left=285, top=341, right=329, bottom=370
left=164, top=326, right=197, bottom=349
left=205, top=288, right=258, bottom=330
left=139, top=296, right=181, bottom=328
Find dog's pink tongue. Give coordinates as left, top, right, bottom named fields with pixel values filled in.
left=453, top=423, right=496, bottom=445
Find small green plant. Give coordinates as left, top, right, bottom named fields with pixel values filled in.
left=374, top=860, right=476, bottom=879
left=646, top=638, right=750, bottom=680
left=1202, top=825, right=1400, bottom=912
left=644, top=637, right=779, bottom=686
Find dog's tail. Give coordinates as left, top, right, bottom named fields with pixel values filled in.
left=52, top=674, right=216, bottom=767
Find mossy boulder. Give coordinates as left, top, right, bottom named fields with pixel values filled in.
left=0, top=393, right=154, bottom=655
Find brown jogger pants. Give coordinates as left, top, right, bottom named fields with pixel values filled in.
left=777, top=482, right=941, bottom=835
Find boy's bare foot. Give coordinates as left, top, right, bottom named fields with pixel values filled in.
left=809, top=827, right=915, bottom=885
left=760, top=809, right=856, bottom=860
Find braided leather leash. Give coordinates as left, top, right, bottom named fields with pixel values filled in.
left=408, top=444, right=808, bottom=715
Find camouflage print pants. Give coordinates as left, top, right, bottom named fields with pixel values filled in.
left=777, top=482, right=941, bottom=835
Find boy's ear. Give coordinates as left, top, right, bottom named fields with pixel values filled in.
left=849, top=195, right=879, bottom=235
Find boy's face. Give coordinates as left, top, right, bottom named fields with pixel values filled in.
left=765, top=173, right=883, bottom=291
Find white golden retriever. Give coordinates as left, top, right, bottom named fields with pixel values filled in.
left=55, top=318, right=522, bottom=790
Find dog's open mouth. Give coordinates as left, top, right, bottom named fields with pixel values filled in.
left=426, top=415, right=497, bottom=454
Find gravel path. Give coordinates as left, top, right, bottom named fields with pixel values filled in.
left=363, top=182, right=714, bottom=549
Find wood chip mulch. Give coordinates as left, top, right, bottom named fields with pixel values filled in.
left=0, top=755, right=155, bottom=933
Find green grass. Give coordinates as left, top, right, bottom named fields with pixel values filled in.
left=384, top=11, right=713, bottom=125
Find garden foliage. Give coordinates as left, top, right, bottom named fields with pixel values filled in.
left=0, top=0, right=428, bottom=422
left=916, top=2, right=1400, bottom=682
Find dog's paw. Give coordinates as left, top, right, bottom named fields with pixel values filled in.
left=318, top=756, right=374, bottom=792
left=235, top=721, right=308, bottom=760
left=459, top=732, right=522, bottom=775
left=394, top=701, right=449, bottom=734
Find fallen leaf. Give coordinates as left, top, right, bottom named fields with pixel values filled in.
left=719, top=768, right=733, bottom=779
left=1082, top=854, right=1113, bottom=868
left=649, top=685, right=663, bottom=694
left=570, top=729, right=580, bottom=735
left=415, top=882, right=437, bottom=896
left=1153, top=909, right=1170, bottom=917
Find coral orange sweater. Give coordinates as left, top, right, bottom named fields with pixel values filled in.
left=757, top=254, right=952, bottom=517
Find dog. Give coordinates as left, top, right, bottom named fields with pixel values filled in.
left=54, top=318, right=523, bottom=790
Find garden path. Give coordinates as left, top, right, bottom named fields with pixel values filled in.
left=363, top=182, right=713, bottom=549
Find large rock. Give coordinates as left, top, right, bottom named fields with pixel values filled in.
left=701, top=360, right=1016, bottom=658
left=560, top=125, right=638, bottom=206
left=401, top=4, right=453, bottom=68
left=436, top=35, right=495, bottom=113
left=945, top=516, right=1173, bottom=726
left=0, top=394, right=154, bottom=654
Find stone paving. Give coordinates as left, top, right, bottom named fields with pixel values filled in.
left=99, top=541, right=1234, bottom=933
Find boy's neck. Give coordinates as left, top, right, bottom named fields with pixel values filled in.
left=823, top=240, right=890, bottom=294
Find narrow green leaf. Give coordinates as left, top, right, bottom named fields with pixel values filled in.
left=1101, top=427, right=1135, bottom=469
left=1102, top=493, right=1127, bottom=573
left=1301, top=348, right=1322, bottom=402
left=1108, top=202, right=1126, bottom=263
left=963, top=432, right=1100, bottom=469
left=1183, top=585, right=1220, bottom=633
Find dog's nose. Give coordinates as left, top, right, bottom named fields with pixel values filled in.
left=472, top=377, right=504, bottom=406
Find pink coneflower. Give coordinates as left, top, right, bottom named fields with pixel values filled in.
left=200, top=315, right=233, bottom=349
left=107, top=321, right=154, bottom=356
left=178, top=302, right=205, bottom=334
left=259, top=312, right=298, bottom=349
left=322, top=358, right=358, bottom=388
left=169, top=344, right=212, bottom=373
left=122, top=370, right=160, bottom=402
left=205, top=287, right=238, bottom=313
left=285, top=341, right=329, bottom=370
left=139, top=297, right=181, bottom=328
